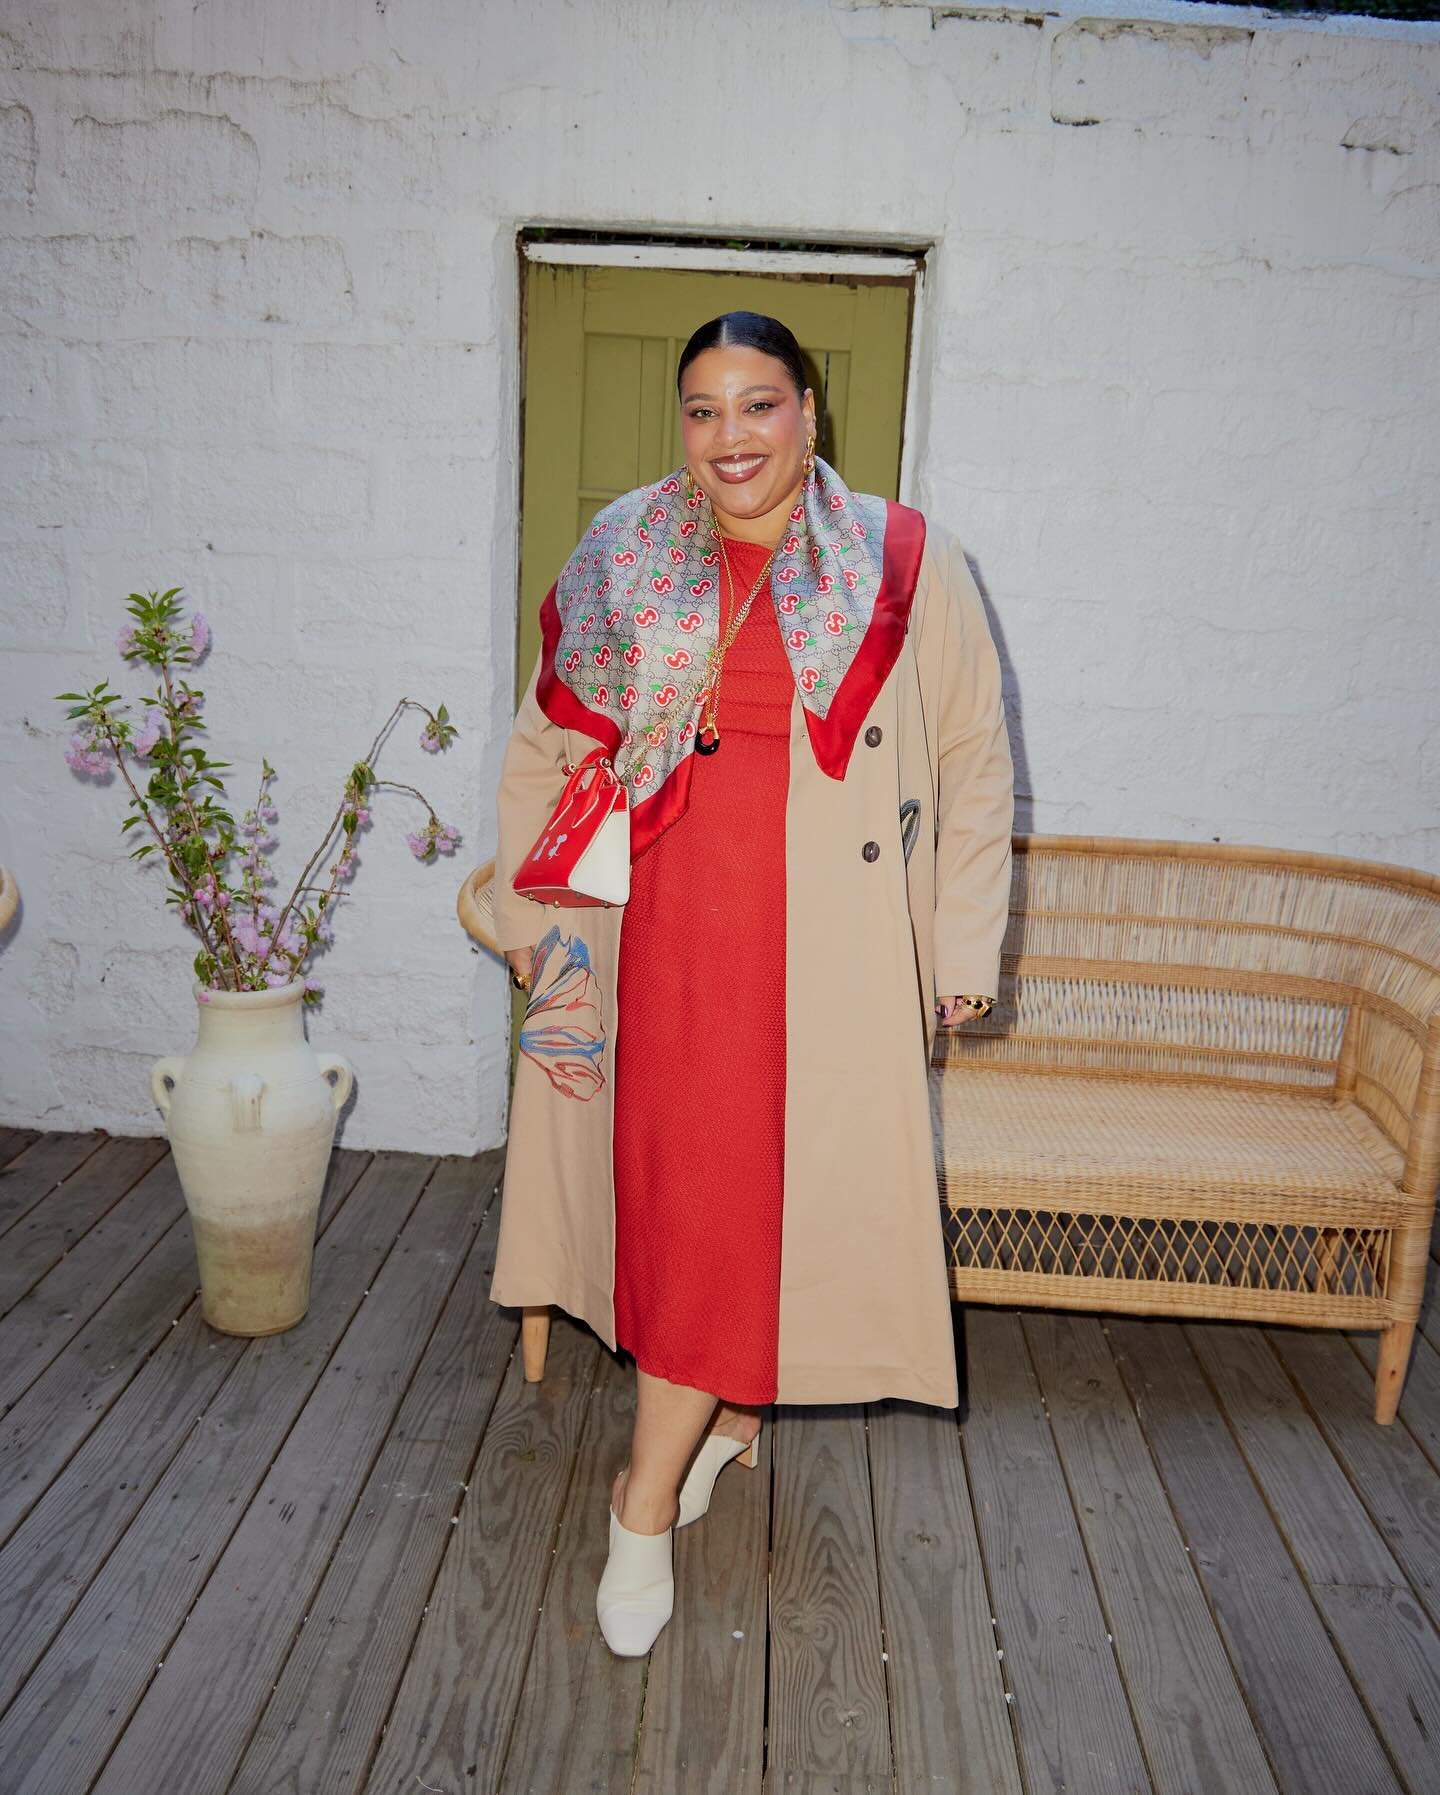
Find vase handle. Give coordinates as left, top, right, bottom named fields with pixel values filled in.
left=151, top=1056, right=186, bottom=1119
left=318, top=1053, right=354, bottom=1113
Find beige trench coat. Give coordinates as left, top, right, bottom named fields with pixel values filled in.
left=487, top=516, right=1014, bottom=1407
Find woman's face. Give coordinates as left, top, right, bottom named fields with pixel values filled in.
left=678, top=344, right=817, bottom=541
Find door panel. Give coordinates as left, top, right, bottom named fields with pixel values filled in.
left=517, top=260, right=914, bottom=700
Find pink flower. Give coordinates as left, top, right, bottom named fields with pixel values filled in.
left=419, top=721, right=443, bottom=752
left=190, top=612, right=211, bottom=657
left=174, top=689, right=204, bottom=718
left=64, top=726, right=112, bottom=777
left=405, top=830, right=433, bottom=860
left=263, top=968, right=292, bottom=988
left=116, top=624, right=138, bottom=657
left=131, top=710, right=163, bottom=758
left=232, top=916, right=263, bottom=955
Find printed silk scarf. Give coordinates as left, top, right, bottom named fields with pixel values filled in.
left=535, top=453, right=926, bottom=854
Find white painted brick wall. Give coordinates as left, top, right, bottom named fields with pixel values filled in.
left=1, top=0, right=1436, bottom=1150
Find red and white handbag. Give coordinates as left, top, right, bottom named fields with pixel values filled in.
left=512, top=744, right=630, bottom=908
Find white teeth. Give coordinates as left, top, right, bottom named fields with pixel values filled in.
left=716, top=456, right=764, bottom=473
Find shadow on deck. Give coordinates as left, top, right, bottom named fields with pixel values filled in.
left=0, top=1127, right=1438, bottom=1794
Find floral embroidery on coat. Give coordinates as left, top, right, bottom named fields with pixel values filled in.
left=518, top=924, right=607, bottom=1101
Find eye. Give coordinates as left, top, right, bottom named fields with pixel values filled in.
left=686, top=406, right=714, bottom=420
left=748, top=401, right=775, bottom=413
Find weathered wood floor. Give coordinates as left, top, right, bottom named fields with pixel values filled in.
left=1, top=1126, right=1438, bottom=1795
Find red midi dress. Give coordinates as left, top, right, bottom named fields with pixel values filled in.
left=611, top=532, right=790, bottom=1406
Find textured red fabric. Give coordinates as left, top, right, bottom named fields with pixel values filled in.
left=611, top=533, right=789, bottom=1404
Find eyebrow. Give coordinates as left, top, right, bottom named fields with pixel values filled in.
left=681, top=384, right=786, bottom=402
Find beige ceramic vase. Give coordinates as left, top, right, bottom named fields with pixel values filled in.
left=151, top=978, right=354, bottom=1336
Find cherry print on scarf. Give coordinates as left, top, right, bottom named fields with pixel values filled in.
left=534, top=456, right=925, bottom=843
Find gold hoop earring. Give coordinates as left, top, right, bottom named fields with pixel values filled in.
left=683, top=463, right=698, bottom=501
left=802, top=434, right=816, bottom=478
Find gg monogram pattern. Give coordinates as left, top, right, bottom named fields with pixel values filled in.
left=548, top=455, right=889, bottom=805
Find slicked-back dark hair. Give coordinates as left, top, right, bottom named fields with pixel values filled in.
left=675, top=311, right=809, bottom=399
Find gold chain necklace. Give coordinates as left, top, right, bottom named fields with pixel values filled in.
left=694, top=531, right=777, bottom=755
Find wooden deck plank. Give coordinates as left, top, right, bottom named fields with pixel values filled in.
left=0, top=1137, right=168, bottom=1315
left=88, top=1156, right=483, bottom=1795
left=764, top=1403, right=891, bottom=1794
left=1109, top=1317, right=1405, bottom=1795
left=225, top=1154, right=505, bottom=1795
left=0, top=1152, right=438, bottom=1795
left=0, top=1129, right=43, bottom=1170
left=1186, top=1321, right=1440, bottom=1792
left=0, top=1148, right=370, bottom=1547
left=0, top=1132, right=108, bottom=1237
left=0, top=1150, right=186, bottom=1418
left=1270, top=1329, right=1440, bottom=1629
left=495, top=1346, right=650, bottom=1795
left=1186, top=1323, right=1410, bottom=1589
left=867, top=1394, right=1024, bottom=1795
left=961, top=1308, right=1152, bottom=1795
left=632, top=1397, right=770, bottom=1795
left=363, top=1310, right=602, bottom=1795
left=1022, top=1311, right=1279, bottom=1795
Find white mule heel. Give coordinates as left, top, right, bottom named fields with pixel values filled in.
left=596, top=1496, right=675, bottom=1656
left=676, top=1414, right=762, bottom=1528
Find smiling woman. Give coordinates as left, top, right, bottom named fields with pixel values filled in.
left=487, top=308, right=1016, bottom=1658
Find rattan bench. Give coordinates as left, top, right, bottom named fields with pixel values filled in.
left=933, top=834, right=1440, bottom=1424
left=459, top=833, right=1440, bottom=1424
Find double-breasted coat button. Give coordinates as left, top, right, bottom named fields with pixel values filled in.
left=861, top=840, right=880, bottom=862
left=865, top=724, right=883, bottom=747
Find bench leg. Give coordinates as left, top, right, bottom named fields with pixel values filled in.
left=1374, top=1319, right=1417, bottom=1424
left=521, top=1304, right=552, bottom=1382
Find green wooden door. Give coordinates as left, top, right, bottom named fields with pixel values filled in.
left=507, top=261, right=912, bottom=1069
left=516, top=261, right=914, bottom=700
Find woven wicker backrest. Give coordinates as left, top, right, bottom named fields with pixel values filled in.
left=937, top=835, right=1440, bottom=1156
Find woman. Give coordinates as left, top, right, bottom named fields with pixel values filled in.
left=489, top=310, right=1014, bottom=1657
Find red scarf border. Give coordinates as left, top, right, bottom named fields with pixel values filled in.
left=802, top=497, right=925, bottom=781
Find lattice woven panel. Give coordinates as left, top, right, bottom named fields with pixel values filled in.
left=941, top=1205, right=1391, bottom=1302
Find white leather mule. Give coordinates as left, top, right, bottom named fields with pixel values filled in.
left=596, top=1499, right=675, bottom=1656
left=676, top=1414, right=762, bottom=1528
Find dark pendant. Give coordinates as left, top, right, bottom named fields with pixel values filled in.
left=695, top=726, right=721, bottom=756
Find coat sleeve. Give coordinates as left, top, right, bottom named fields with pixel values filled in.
left=927, top=529, right=1015, bottom=996
left=490, top=648, right=571, bottom=952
